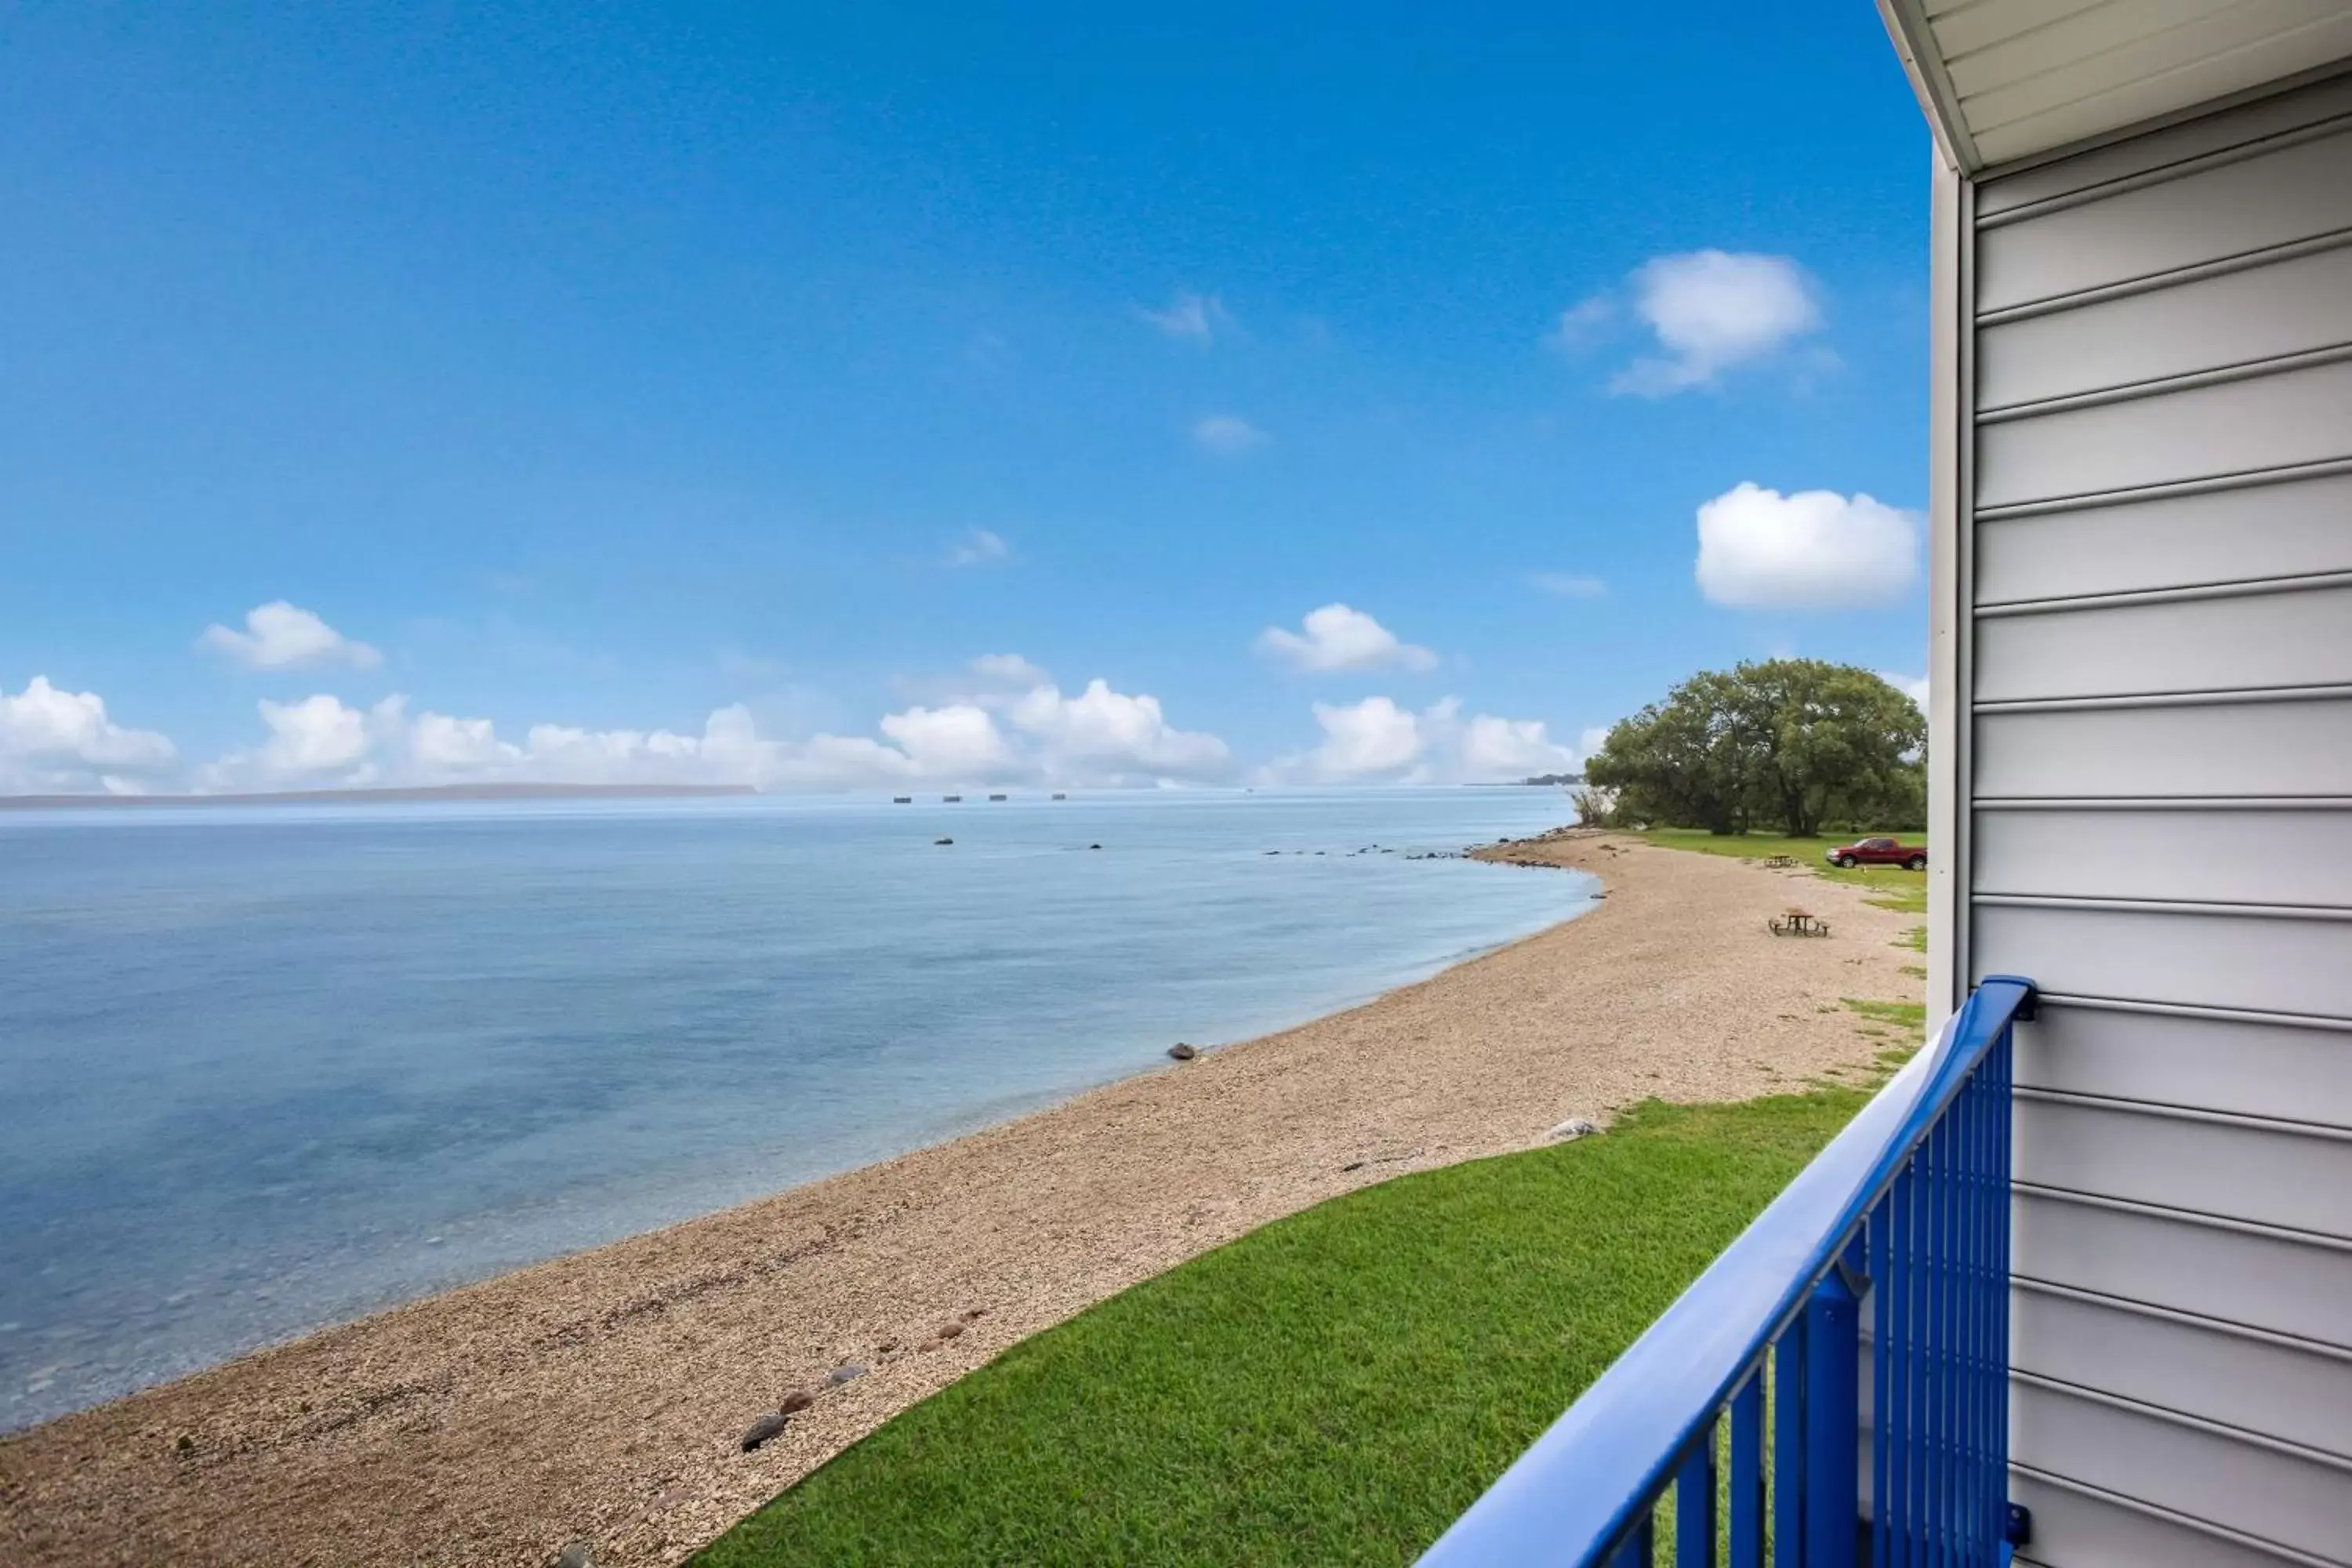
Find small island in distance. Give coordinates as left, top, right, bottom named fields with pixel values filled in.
left=1517, top=772, right=1584, bottom=786
left=0, top=782, right=759, bottom=811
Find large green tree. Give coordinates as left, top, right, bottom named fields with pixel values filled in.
left=1585, top=659, right=1926, bottom=837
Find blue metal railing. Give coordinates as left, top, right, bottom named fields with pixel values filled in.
left=1421, top=975, right=2037, bottom=1567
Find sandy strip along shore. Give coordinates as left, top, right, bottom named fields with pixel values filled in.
left=0, top=830, right=1918, bottom=1566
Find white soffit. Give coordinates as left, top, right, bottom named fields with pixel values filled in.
left=1879, top=0, right=2352, bottom=170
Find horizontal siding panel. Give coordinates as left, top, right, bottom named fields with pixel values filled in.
left=2016, top=1093, right=2352, bottom=1236
left=1975, top=581, right=2352, bottom=702
left=2012, top=1378, right=2352, bottom=1563
left=1978, top=240, right=2352, bottom=409
left=1976, top=355, right=2352, bottom=508
left=1977, top=123, right=2352, bottom=310
left=2016, top=1189, right=2352, bottom=1348
left=2009, top=1469, right=2303, bottom=1568
left=1975, top=470, right=2352, bottom=602
left=1974, top=696, right=2352, bottom=798
left=2014, top=1001, right=2352, bottom=1125
left=1973, top=902, right=2352, bottom=1018
left=1976, top=806, right=2352, bottom=907
left=2015, top=1286, right=2352, bottom=1461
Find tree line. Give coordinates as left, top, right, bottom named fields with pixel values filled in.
left=1581, top=659, right=1925, bottom=837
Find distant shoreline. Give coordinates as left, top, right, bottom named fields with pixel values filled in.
left=0, top=782, right=760, bottom=811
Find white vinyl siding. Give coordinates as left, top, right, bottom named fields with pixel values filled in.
left=1958, top=69, right=2352, bottom=1566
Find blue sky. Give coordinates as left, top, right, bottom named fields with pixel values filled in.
left=1, top=2, right=1934, bottom=793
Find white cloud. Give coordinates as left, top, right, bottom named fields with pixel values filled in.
left=969, top=652, right=1051, bottom=688
left=944, top=528, right=1011, bottom=568
left=1004, top=680, right=1231, bottom=782
left=1695, top=482, right=1920, bottom=608
left=194, top=673, right=1231, bottom=795
left=1544, top=292, right=1615, bottom=351
left=1878, top=670, right=1930, bottom=717
left=199, top=601, right=382, bottom=670
left=1265, top=695, right=1586, bottom=785
left=0, top=676, right=178, bottom=794
left=1594, top=251, right=1820, bottom=397
left=1529, top=572, right=1608, bottom=599
left=1138, top=290, right=1236, bottom=346
left=1458, top=713, right=1580, bottom=779
left=1192, top=414, right=1268, bottom=456
left=1256, top=604, right=1438, bottom=673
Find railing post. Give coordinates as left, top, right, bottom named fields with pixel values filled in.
left=1803, top=1266, right=1861, bottom=1568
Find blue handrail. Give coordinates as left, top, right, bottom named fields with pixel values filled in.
left=1419, top=975, right=2036, bottom=1567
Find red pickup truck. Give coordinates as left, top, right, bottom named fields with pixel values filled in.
left=1825, top=837, right=1927, bottom=870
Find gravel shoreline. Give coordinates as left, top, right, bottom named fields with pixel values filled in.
left=0, top=829, right=1918, bottom=1566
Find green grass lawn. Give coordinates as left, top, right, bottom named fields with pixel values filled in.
left=1637, top=828, right=1928, bottom=915
left=696, top=1088, right=1877, bottom=1568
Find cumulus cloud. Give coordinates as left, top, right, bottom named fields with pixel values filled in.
left=1138, top=290, right=1236, bottom=346
left=944, top=528, right=1012, bottom=568
left=1265, top=695, right=1584, bottom=785
left=1552, top=252, right=1821, bottom=396
left=1458, top=713, right=1581, bottom=779
left=0, top=676, right=178, bottom=794
left=194, top=671, right=1230, bottom=796
left=1192, top=414, right=1268, bottom=456
left=199, top=601, right=382, bottom=670
left=1529, top=572, right=1608, bottom=599
left=1256, top=604, right=1438, bottom=673
left=1004, top=681, right=1231, bottom=782
left=1695, top=482, right=1920, bottom=608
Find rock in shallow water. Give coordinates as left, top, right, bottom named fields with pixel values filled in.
left=1167, top=1042, right=1198, bottom=1061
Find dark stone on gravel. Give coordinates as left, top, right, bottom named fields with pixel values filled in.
left=555, top=1542, right=594, bottom=1568
left=828, top=1363, right=867, bottom=1386
left=935, top=1321, right=965, bottom=1340
left=739, top=1412, right=790, bottom=1451
left=779, top=1388, right=815, bottom=1414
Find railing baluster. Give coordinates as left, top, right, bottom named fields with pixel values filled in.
left=1802, top=1269, right=1860, bottom=1568
left=1994, top=1024, right=2016, bottom=1559
left=1956, top=1071, right=1976, bottom=1566
left=1730, top=1373, right=1764, bottom=1568
left=1938, top=1109, right=1957, bottom=1561
left=1774, top=1329, right=1806, bottom=1567
left=1606, top=1512, right=1652, bottom=1567
left=1889, top=1161, right=1911, bottom=1568
left=1869, top=1202, right=1889, bottom=1568
left=1677, top=1421, right=1717, bottom=1566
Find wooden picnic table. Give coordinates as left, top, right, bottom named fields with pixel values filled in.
left=1769, top=906, right=1831, bottom=937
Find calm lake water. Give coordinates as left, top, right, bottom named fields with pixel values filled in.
left=0, top=786, right=1594, bottom=1430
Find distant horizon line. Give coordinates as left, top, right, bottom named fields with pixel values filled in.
left=0, top=778, right=1577, bottom=811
